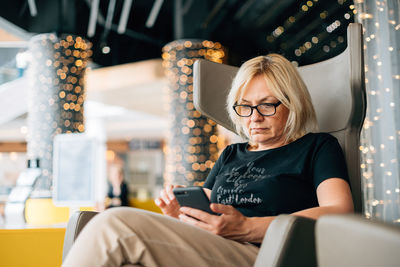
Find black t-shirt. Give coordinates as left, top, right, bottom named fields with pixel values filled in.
left=203, top=133, right=349, bottom=217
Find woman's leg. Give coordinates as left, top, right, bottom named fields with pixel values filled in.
left=62, top=207, right=259, bottom=267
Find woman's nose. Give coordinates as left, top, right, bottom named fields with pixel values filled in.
left=250, top=108, right=264, bottom=121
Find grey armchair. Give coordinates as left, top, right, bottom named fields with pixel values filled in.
left=193, top=22, right=366, bottom=267
left=63, top=23, right=366, bottom=267
left=62, top=211, right=98, bottom=261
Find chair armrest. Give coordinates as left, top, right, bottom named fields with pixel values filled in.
left=316, top=214, right=400, bottom=267
left=62, top=211, right=98, bottom=262
left=254, top=215, right=316, bottom=267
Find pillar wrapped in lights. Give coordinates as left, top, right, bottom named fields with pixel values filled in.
left=162, top=40, right=225, bottom=185
left=26, top=33, right=92, bottom=191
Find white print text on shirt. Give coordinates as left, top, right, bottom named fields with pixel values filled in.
left=216, top=161, right=269, bottom=205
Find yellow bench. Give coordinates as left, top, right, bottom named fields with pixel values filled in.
left=0, top=227, right=65, bottom=267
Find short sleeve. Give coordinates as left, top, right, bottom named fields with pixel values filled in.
left=312, top=136, right=350, bottom=189
left=203, top=145, right=231, bottom=189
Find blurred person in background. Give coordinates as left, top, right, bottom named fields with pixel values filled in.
left=105, top=160, right=129, bottom=208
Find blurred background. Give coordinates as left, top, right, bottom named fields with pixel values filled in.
left=0, top=0, right=356, bottom=216
left=1, top=1, right=400, bottom=266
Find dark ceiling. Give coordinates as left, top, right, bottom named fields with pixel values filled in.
left=0, top=0, right=355, bottom=67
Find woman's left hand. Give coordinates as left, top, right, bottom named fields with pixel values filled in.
left=179, top=204, right=250, bottom=242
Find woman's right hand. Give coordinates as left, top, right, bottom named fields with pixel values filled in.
left=155, top=184, right=183, bottom=219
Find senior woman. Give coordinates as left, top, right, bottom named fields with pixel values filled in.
left=63, top=54, right=353, bottom=267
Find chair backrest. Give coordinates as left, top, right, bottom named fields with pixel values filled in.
left=316, top=214, right=400, bottom=267
left=193, top=23, right=366, bottom=213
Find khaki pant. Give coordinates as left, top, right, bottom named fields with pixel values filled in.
left=62, top=207, right=259, bottom=267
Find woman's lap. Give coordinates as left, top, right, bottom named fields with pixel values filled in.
left=62, top=207, right=259, bottom=267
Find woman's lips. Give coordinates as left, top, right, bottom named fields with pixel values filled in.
left=251, top=127, right=268, bottom=133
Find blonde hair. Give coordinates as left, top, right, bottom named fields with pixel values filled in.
left=226, top=54, right=318, bottom=143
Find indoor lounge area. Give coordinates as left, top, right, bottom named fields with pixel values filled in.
left=0, top=0, right=399, bottom=266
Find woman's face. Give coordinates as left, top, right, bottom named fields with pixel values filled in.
left=238, top=75, right=290, bottom=150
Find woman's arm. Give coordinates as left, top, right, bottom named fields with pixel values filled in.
left=292, top=178, right=354, bottom=217
left=245, top=177, right=353, bottom=242
left=180, top=177, right=353, bottom=243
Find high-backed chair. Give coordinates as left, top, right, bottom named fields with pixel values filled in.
left=193, top=23, right=365, bottom=213
left=193, top=22, right=365, bottom=267
left=62, top=23, right=366, bottom=266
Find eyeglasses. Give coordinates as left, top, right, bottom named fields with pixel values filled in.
left=232, top=101, right=282, bottom=117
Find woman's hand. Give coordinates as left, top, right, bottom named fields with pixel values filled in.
left=178, top=203, right=251, bottom=242
left=155, top=184, right=183, bottom=219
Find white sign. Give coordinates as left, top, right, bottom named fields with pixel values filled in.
left=53, top=133, right=97, bottom=206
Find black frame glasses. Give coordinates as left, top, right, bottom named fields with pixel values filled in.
left=232, top=101, right=282, bottom=117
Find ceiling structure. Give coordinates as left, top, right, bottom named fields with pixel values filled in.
left=0, top=0, right=355, bottom=67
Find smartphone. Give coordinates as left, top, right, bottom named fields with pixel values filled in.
left=173, top=186, right=218, bottom=215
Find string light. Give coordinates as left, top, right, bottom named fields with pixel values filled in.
left=27, top=33, right=91, bottom=190
left=162, top=40, right=225, bottom=186
left=326, top=20, right=341, bottom=33
left=292, top=2, right=353, bottom=58
left=355, top=1, right=400, bottom=224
